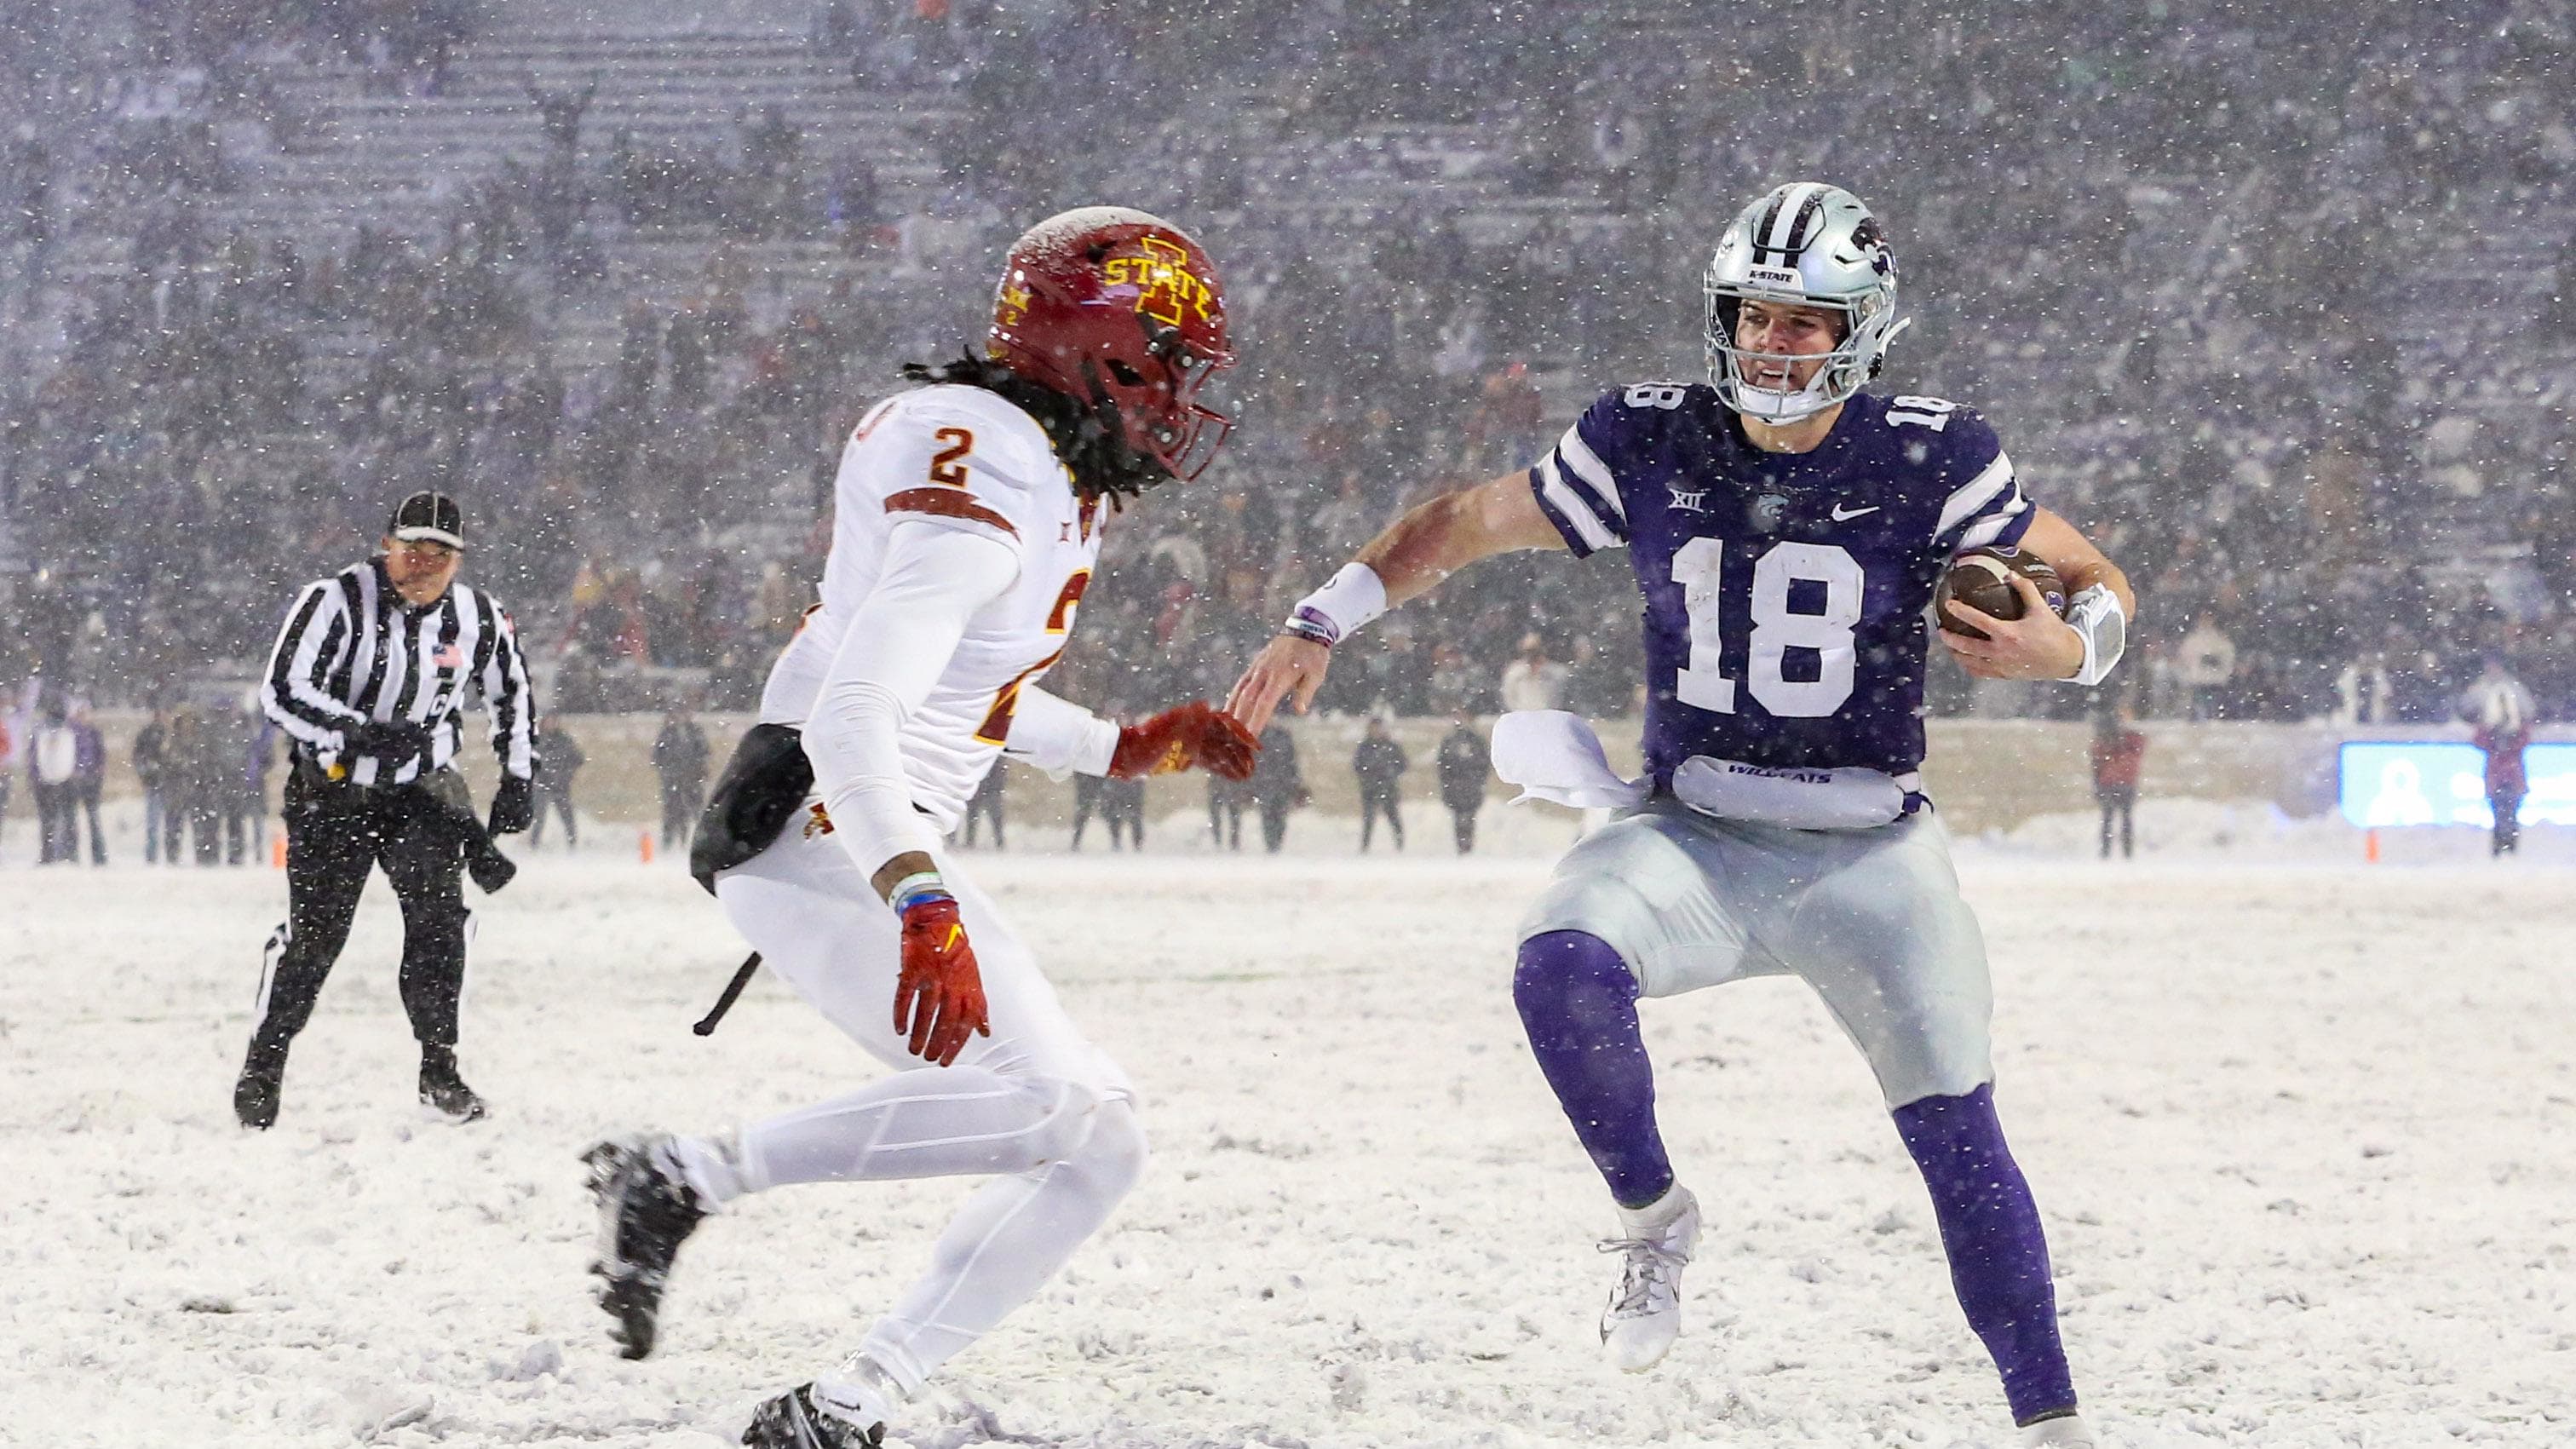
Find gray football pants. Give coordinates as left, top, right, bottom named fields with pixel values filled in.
left=1519, top=801, right=1994, bottom=1107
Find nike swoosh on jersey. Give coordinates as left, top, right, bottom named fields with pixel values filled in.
left=1828, top=503, right=1883, bottom=520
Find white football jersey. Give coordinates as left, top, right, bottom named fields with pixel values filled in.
left=761, top=384, right=1103, bottom=831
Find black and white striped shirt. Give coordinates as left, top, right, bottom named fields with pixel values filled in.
left=262, top=557, right=539, bottom=788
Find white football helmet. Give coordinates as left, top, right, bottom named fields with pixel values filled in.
left=1703, top=181, right=1908, bottom=423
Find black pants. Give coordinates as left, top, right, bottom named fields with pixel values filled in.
left=1447, top=802, right=1478, bottom=855
left=1070, top=775, right=1103, bottom=849
left=1256, top=799, right=1291, bottom=854
left=2493, top=791, right=2522, bottom=855
left=251, top=768, right=474, bottom=1053
left=1360, top=788, right=1403, bottom=850
left=661, top=784, right=704, bottom=848
left=961, top=785, right=1003, bottom=848
left=1206, top=792, right=1242, bottom=850
left=1103, top=779, right=1145, bottom=850
left=530, top=781, right=577, bottom=848
left=32, top=780, right=74, bottom=863
left=72, top=780, right=105, bottom=862
left=2096, top=787, right=2135, bottom=859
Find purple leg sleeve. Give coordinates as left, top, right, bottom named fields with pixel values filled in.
left=1891, top=1083, right=2077, bottom=1426
left=1513, top=931, right=1672, bottom=1210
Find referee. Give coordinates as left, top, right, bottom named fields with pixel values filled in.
left=236, top=492, right=540, bottom=1129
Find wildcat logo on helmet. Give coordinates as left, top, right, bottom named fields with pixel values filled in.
left=1105, top=236, right=1218, bottom=328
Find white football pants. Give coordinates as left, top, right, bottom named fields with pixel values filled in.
left=673, top=824, right=1143, bottom=1397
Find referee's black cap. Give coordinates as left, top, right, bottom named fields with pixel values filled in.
left=388, top=492, right=467, bottom=550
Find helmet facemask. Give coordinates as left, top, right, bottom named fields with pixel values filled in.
left=1115, top=318, right=1233, bottom=482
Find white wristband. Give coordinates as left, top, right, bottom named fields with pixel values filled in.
left=1284, top=562, right=1389, bottom=647
left=2066, top=584, right=2126, bottom=687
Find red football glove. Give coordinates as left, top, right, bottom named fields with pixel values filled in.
left=1108, top=701, right=1260, bottom=781
left=894, top=897, right=989, bottom=1067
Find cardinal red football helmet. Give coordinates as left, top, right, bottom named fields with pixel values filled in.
left=987, top=206, right=1235, bottom=480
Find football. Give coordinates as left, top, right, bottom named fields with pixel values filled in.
left=1935, top=546, right=2067, bottom=639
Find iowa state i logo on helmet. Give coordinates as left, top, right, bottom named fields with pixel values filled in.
left=1104, top=236, right=1217, bottom=328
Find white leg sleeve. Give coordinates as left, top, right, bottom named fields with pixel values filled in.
left=845, top=1096, right=1149, bottom=1394
left=670, top=1072, right=1095, bottom=1205
left=676, top=825, right=1145, bottom=1393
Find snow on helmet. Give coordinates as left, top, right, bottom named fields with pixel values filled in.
left=988, top=206, right=1236, bottom=480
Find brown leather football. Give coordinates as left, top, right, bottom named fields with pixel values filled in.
left=1935, top=546, right=2067, bottom=640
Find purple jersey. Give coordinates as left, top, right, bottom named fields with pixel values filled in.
left=1528, top=383, right=2033, bottom=783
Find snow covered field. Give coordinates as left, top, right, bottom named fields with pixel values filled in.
left=3, top=833, right=2570, bottom=1449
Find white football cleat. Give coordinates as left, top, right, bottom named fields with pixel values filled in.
left=2019, top=1412, right=2100, bottom=1447
left=1598, top=1187, right=1701, bottom=1372
left=807, top=1353, right=904, bottom=1440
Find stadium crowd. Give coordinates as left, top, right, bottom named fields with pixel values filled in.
left=3, top=0, right=2573, bottom=734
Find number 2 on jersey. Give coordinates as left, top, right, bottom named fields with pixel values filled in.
left=971, top=571, right=1091, bottom=745
left=928, top=427, right=975, bottom=486
left=1670, top=540, right=1864, bottom=718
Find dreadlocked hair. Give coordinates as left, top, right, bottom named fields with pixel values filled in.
left=898, top=353, right=1171, bottom=506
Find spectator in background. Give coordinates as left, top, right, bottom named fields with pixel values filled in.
left=1500, top=632, right=1569, bottom=713
left=1102, top=773, right=1147, bottom=852
left=2460, top=657, right=2538, bottom=857
left=1435, top=711, right=1489, bottom=855
left=135, top=704, right=176, bottom=865
left=28, top=694, right=76, bottom=865
left=524, top=72, right=598, bottom=157
left=530, top=722, right=584, bottom=850
left=2176, top=613, right=2238, bottom=722
left=960, top=760, right=1006, bottom=849
left=1353, top=716, right=1407, bottom=852
left=1205, top=765, right=1247, bottom=851
left=0, top=707, right=15, bottom=858
left=1249, top=721, right=1303, bottom=854
left=246, top=708, right=280, bottom=861
left=652, top=705, right=710, bottom=850
left=1068, top=770, right=1106, bottom=851
left=213, top=703, right=258, bottom=865
left=1563, top=635, right=1631, bottom=717
left=2090, top=704, right=2147, bottom=860
left=167, top=707, right=220, bottom=865
left=70, top=702, right=106, bottom=865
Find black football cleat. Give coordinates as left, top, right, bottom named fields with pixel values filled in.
left=417, top=1046, right=486, bottom=1123
left=233, top=1045, right=285, bottom=1130
left=584, top=1136, right=708, bottom=1359
left=742, top=1383, right=886, bottom=1449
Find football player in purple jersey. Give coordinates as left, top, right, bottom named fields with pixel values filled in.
left=1231, top=182, right=2133, bottom=1448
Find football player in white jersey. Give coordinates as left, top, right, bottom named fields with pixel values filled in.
left=584, top=208, right=1258, bottom=1449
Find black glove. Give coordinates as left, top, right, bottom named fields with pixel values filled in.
left=348, top=719, right=432, bottom=767
left=487, top=773, right=536, bottom=836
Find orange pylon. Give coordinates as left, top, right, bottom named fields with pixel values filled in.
left=271, top=834, right=287, bottom=869
left=2364, top=828, right=2380, bottom=865
left=640, top=831, right=654, bottom=865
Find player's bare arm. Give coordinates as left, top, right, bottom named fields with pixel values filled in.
left=1941, top=508, right=2136, bottom=681
left=1226, top=471, right=1566, bottom=733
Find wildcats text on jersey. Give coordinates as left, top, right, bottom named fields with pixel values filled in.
left=1529, top=384, right=2032, bottom=782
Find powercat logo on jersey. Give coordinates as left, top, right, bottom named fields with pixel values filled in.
left=1746, top=263, right=1803, bottom=290
left=1106, top=236, right=1216, bottom=328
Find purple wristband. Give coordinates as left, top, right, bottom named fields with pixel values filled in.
left=1284, top=606, right=1341, bottom=647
